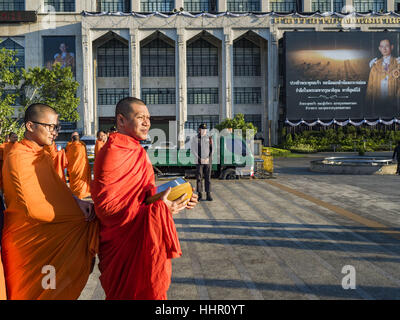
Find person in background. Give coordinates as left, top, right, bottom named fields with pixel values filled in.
left=392, top=141, right=400, bottom=175
left=191, top=123, right=213, bottom=201
left=65, top=132, right=91, bottom=199
left=95, top=130, right=107, bottom=158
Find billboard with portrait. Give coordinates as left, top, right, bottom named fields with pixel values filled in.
left=285, top=32, right=400, bottom=120
left=43, top=36, right=75, bottom=76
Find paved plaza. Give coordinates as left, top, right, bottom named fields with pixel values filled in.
left=79, top=153, right=400, bottom=300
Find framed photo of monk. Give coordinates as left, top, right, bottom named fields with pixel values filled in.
left=43, top=36, right=76, bottom=77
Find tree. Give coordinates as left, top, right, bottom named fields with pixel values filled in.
left=215, top=113, right=257, bottom=138
left=0, top=47, right=23, bottom=142
left=0, top=46, right=80, bottom=142
left=20, top=63, right=80, bottom=122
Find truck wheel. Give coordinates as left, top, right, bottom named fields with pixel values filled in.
left=221, top=168, right=237, bottom=180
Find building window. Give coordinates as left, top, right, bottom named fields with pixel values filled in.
left=98, top=88, right=129, bottom=105
left=141, top=38, right=175, bottom=77
left=353, top=0, right=385, bottom=12
left=234, top=87, right=261, bottom=104
left=227, top=0, right=260, bottom=11
left=396, top=0, right=400, bottom=12
left=184, top=0, right=218, bottom=12
left=97, top=38, right=129, bottom=77
left=0, top=0, right=24, bottom=10
left=97, top=0, right=131, bottom=12
left=140, top=0, right=174, bottom=12
left=44, top=0, right=75, bottom=11
left=0, top=38, right=24, bottom=72
left=269, top=0, right=296, bottom=11
left=142, top=88, right=175, bottom=104
left=234, top=38, right=260, bottom=77
left=237, top=114, right=261, bottom=132
left=188, top=88, right=218, bottom=104
left=187, top=38, right=218, bottom=77
left=311, top=0, right=344, bottom=11
left=185, top=115, right=219, bottom=130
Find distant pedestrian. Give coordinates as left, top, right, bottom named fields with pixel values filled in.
left=393, top=141, right=400, bottom=175
left=191, top=123, right=213, bottom=201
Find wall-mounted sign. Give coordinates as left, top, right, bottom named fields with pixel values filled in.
left=0, top=11, right=37, bottom=23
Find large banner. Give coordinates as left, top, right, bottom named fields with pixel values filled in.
left=285, top=32, right=400, bottom=120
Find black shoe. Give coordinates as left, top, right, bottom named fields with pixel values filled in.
left=198, top=193, right=203, bottom=201
left=206, top=193, right=213, bottom=201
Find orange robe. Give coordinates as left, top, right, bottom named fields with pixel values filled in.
left=91, top=133, right=181, bottom=300
left=45, top=143, right=68, bottom=183
left=1, top=139, right=99, bottom=299
left=0, top=142, right=15, bottom=192
left=65, top=141, right=91, bottom=199
left=0, top=196, right=5, bottom=300
left=95, top=140, right=106, bottom=158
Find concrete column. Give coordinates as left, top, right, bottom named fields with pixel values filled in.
left=129, top=29, right=140, bottom=98
left=176, top=0, right=184, bottom=10
left=219, top=0, right=228, bottom=11
left=387, top=0, right=395, bottom=11
left=131, top=0, right=140, bottom=11
left=345, top=0, right=353, bottom=10
left=261, top=0, right=270, bottom=12
left=82, top=30, right=94, bottom=136
left=176, top=29, right=187, bottom=149
left=221, top=29, right=233, bottom=121
left=267, top=33, right=279, bottom=146
left=303, top=0, right=312, bottom=12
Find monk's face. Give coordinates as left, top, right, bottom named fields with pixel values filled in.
left=98, top=131, right=107, bottom=142
left=379, top=40, right=393, bottom=57
left=26, top=112, right=59, bottom=146
left=9, top=133, right=18, bottom=143
left=117, top=103, right=151, bottom=141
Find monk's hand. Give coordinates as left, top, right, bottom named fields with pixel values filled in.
left=186, top=187, right=198, bottom=210
left=161, top=187, right=189, bottom=215
left=74, top=196, right=96, bottom=221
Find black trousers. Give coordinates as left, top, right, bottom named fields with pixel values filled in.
left=196, top=164, right=211, bottom=193
left=397, top=161, right=400, bottom=174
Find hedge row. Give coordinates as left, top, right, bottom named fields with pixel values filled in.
left=280, top=126, right=400, bottom=153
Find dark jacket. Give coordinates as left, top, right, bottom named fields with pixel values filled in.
left=393, top=145, right=400, bottom=160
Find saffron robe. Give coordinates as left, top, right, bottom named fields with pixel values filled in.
left=0, top=142, right=15, bottom=192
left=45, top=143, right=68, bottom=183
left=94, top=140, right=106, bottom=158
left=91, top=133, right=181, bottom=300
left=65, top=141, right=91, bottom=199
left=0, top=196, right=5, bottom=300
left=366, top=56, right=400, bottom=103
left=1, top=139, right=99, bottom=299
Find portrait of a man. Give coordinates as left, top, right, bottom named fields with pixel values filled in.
left=43, top=36, right=76, bottom=76
left=366, top=38, right=400, bottom=103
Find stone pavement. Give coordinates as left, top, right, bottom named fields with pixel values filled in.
left=79, top=153, right=400, bottom=300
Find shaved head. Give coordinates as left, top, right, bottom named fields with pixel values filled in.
left=24, top=103, right=57, bottom=124
left=115, top=97, right=146, bottom=120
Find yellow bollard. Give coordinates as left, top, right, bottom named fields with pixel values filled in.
left=261, top=147, right=274, bottom=174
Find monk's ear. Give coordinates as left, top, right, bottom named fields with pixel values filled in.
left=25, top=121, right=35, bottom=133
left=116, top=113, right=125, bottom=128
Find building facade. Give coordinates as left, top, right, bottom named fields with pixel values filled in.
left=1, top=0, right=400, bottom=146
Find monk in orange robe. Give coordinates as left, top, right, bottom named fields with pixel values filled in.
left=45, top=142, right=68, bottom=183
left=1, top=103, right=98, bottom=300
left=95, top=130, right=107, bottom=158
left=0, top=133, right=18, bottom=192
left=65, top=132, right=91, bottom=199
left=91, top=97, right=198, bottom=300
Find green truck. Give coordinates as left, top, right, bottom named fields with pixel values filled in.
left=145, top=134, right=255, bottom=180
